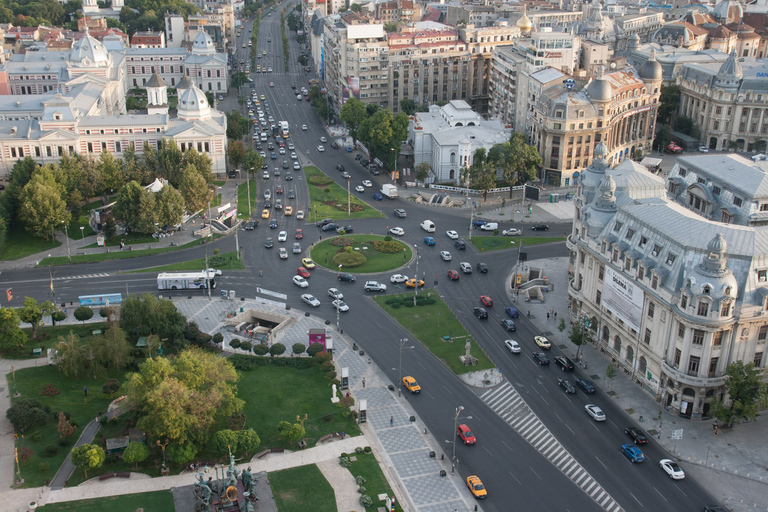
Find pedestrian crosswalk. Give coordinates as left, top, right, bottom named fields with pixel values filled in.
left=54, top=273, right=111, bottom=281
left=480, top=383, right=624, bottom=512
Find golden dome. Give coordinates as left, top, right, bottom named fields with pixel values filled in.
left=516, top=9, right=532, bottom=31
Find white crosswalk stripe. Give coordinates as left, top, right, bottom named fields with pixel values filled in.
left=480, top=382, right=624, bottom=512
left=53, top=273, right=111, bottom=280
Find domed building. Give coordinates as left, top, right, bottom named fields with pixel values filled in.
left=515, top=9, right=532, bottom=35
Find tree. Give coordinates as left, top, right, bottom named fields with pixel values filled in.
left=229, top=339, right=242, bottom=353
left=226, top=111, right=251, bottom=141
left=155, top=185, right=184, bottom=228
left=658, top=84, right=680, bottom=124
left=119, top=294, right=186, bottom=348
left=242, top=150, right=264, bottom=177
left=229, top=140, right=247, bottom=168
left=167, top=442, right=198, bottom=464
left=40, top=300, right=59, bottom=326
left=212, top=429, right=239, bottom=455
left=179, top=165, right=212, bottom=213
left=18, top=297, right=43, bottom=340
left=102, top=379, right=121, bottom=398
left=349, top=3, right=362, bottom=12
left=384, top=22, right=398, bottom=32
left=54, top=332, right=90, bottom=378
left=92, top=325, right=132, bottom=372
left=57, top=412, right=76, bottom=439
left=113, top=181, right=144, bottom=233
left=18, top=173, right=70, bottom=239
left=307, top=343, right=325, bottom=357
left=98, top=151, right=126, bottom=193
left=6, top=398, right=47, bottom=431
left=469, top=147, right=497, bottom=195
left=277, top=420, right=305, bottom=445
left=673, top=116, right=697, bottom=137
left=237, top=429, right=260, bottom=456
left=253, top=344, right=269, bottom=356
left=73, top=306, right=94, bottom=324
left=340, top=97, right=367, bottom=147
left=414, top=162, right=430, bottom=183
left=70, top=443, right=105, bottom=478
left=654, top=125, right=672, bottom=151
left=269, top=343, right=286, bottom=357
left=124, top=348, right=244, bottom=445
left=122, top=441, right=150, bottom=469
left=712, top=361, right=768, bottom=428
left=557, top=318, right=567, bottom=342
left=499, top=133, right=541, bottom=194
left=240, top=340, right=253, bottom=353
left=292, top=343, right=306, bottom=356
left=399, top=98, right=416, bottom=115
left=605, top=363, right=617, bottom=390
left=231, top=71, right=248, bottom=88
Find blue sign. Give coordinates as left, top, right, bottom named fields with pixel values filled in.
left=564, top=78, right=576, bottom=89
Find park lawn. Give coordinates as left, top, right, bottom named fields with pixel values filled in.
left=309, top=235, right=413, bottom=274
left=304, top=166, right=383, bottom=222
left=82, top=232, right=157, bottom=248
left=8, top=364, right=120, bottom=488
left=470, top=235, right=564, bottom=252
left=0, top=226, right=60, bottom=261
left=38, top=239, right=202, bottom=266
left=67, top=199, right=102, bottom=240
left=270, top=464, right=336, bottom=512
left=35, top=491, right=175, bottom=512
left=346, top=452, right=404, bottom=512
left=212, top=180, right=226, bottom=187
left=2, top=322, right=111, bottom=361
left=237, top=363, right=360, bottom=449
left=237, top=179, right=258, bottom=219
left=375, top=293, right=495, bottom=375
left=128, top=251, right=245, bottom=273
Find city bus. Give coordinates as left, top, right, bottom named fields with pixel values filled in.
left=157, top=272, right=216, bottom=290
left=279, top=120, right=290, bottom=138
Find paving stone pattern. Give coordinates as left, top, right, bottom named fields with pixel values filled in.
left=378, top=426, right=427, bottom=454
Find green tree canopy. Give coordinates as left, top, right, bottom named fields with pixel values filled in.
left=339, top=97, right=367, bottom=147
left=18, top=169, right=71, bottom=239
left=155, top=184, right=184, bottom=227
left=18, top=297, right=43, bottom=340
left=237, top=429, right=261, bottom=456
left=6, top=398, right=47, bottom=432
left=658, top=84, right=680, bottom=124
left=212, top=429, right=239, bottom=455
left=226, top=111, right=251, bottom=140
left=119, top=293, right=186, bottom=348
left=179, top=165, right=212, bottom=213
left=71, top=443, right=105, bottom=478
left=122, top=441, right=151, bottom=469
left=713, top=360, right=768, bottom=427
left=73, top=306, right=94, bottom=324
left=277, top=420, right=305, bottom=445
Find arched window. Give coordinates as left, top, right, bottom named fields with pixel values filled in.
left=449, top=169, right=455, bottom=180
left=602, top=325, right=610, bottom=343
left=626, top=345, right=634, bottom=364
left=638, top=356, right=647, bottom=376
left=614, top=335, right=622, bottom=354
left=450, top=152, right=456, bottom=163
left=590, top=316, right=598, bottom=333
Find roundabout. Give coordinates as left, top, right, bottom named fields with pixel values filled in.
left=308, top=234, right=414, bottom=274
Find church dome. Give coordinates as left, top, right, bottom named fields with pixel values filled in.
left=177, top=83, right=211, bottom=121
left=587, top=72, right=612, bottom=101
left=516, top=10, right=532, bottom=31
left=638, top=49, right=663, bottom=81
left=713, top=0, right=743, bottom=24
left=594, top=140, right=608, bottom=158
left=718, top=50, right=743, bottom=80
left=69, top=32, right=110, bottom=67
left=192, top=31, right=216, bottom=55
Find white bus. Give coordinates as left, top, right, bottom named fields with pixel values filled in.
left=157, top=272, right=216, bottom=290
left=280, top=120, right=289, bottom=138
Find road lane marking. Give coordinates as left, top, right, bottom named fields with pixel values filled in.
left=529, top=467, right=542, bottom=480
left=628, top=492, right=644, bottom=507
left=652, top=487, right=668, bottom=501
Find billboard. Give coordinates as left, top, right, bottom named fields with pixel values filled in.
left=342, top=76, right=360, bottom=104
left=603, top=267, right=644, bottom=332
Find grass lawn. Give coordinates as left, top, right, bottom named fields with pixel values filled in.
left=82, top=232, right=157, bottom=248
left=67, top=199, right=103, bottom=240
left=38, top=238, right=202, bottom=266
left=374, top=293, right=495, bottom=374
left=237, top=179, right=258, bottom=219
left=305, top=167, right=383, bottom=222
left=0, top=226, right=60, bottom=261
left=212, top=180, right=226, bottom=187
left=237, top=363, right=360, bottom=448
left=346, top=452, right=404, bottom=512
left=9, top=364, right=121, bottom=488
left=1, top=322, right=111, bottom=361
left=35, top=491, right=175, bottom=512
left=309, top=234, right=413, bottom=274
left=469, top=235, right=564, bottom=252
left=129, top=251, right=245, bottom=273
left=270, top=465, right=336, bottom=512
left=211, top=192, right=222, bottom=208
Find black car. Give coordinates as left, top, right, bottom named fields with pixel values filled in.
left=531, top=224, right=550, bottom=231
left=228, top=169, right=237, bottom=178
left=245, top=220, right=257, bottom=230
left=355, top=154, right=363, bottom=161
left=533, top=352, right=550, bottom=365
left=575, top=378, right=596, bottom=394
left=265, top=237, right=274, bottom=248
left=322, top=223, right=339, bottom=232
left=316, top=218, right=334, bottom=228
left=283, top=161, right=289, bottom=169
left=337, top=225, right=353, bottom=233
left=269, top=219, right=278, bottom=229
left=336, top=164, right=345, bottom=172
left=331, top=141, right=340, bottom=149
left=554, top=356, right=575, bottom=371
left=455, top=240, right=466, bottom=250
left=360, top=158, right=369, bottom=166
left=263, top=200, right=272, bottom=209
left=268, top=142, right=275, bottom=150
left=287, top=190, right=295, bottom=199
left=473, top=307, right=488, bottom=319
left=501, top=319, right=516, bottom=331
left=394, top=208, right=407, bottom=218
left=338, top=273, right=356, bottom=282
left=624, top=427, right=648, bottom=444
left=476, top=262, right=488, bottom=273
left=558, top=379, right=576, bottom=394
left=285, top=173, right=293, bottom=180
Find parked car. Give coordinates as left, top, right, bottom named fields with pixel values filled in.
left=576, top=378, right=596, bottom=394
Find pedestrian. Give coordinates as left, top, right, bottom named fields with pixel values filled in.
left=362, top=378, right=366, bottom=388
left=554, top=311, right=557, bottom=318
left=390, top=416, right=394, bottom=427
left=83, top=386, right=87, bottom=397
left=713, top=422, right=718, bottom=436
left=547, top=312, right=550, bottom=320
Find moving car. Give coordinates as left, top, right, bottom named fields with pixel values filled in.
left=372, top=193, right=384, bottom=201
left=585, top=404, right=606, bottom=422
left=269, top=219, right=278, bottom=229
left=502, top=228, right=522, bottom=236
left=476, top=262, right=488, bottom=273
left=505, top=307, right=519, bottom=318
left=457, top=424, right=476, bottom=445
left=533, top=352, right=550, bottom=365
left=292, top=243, right=301, bottom=254
left=504, top=340, right=521, bottom=353
left=362, top=180, right=372, bottom=187
left=302, top=124, right=307, bottom=130
left=554, top=356, right=574, bottom=371
left=340, top=172, right=351, bottom=179
left=624, top=427, right=648, bottom=445
left=531, top=224, right=550, bottom=231
left=480, top=295, right=493, bottom=307
left=454, top=240, right=466, bottom=250
left=403, top=376, right=421, bottom=393
left=389, top=227, right=405, bottom=236
left=296, top=267, right=310, bottom=278
left=301, top=294, right=320, bottom=307
left=293, top=162, right=301, bottom=170
left=301, top=258, right=315, bottom=269
left=296, top=210, right=305, bottom=220
left=355, top=185, right=365, bottom=193
left=394, top=208, right=407, bottom=218
left=328, top=288, right=343, bottom=299
left=423, top=236, right=436, bottom=246
left=659, top=459, right=685, bottom=479
left=558, top=379, right=577, bottom=394
left=446, top=230, right=459, bottom=239
left=576, top=378, right=596, bottom=394
left=322, top=223, right=339, bottom=232
left=466, top=476, right=487, bottom=499
left=284, top=206, right=293, bottom=216
left=460, top=262, right=472, bottom=273
left=278, top=247, right=288, bottom=259
left=447, top=270, right=460, bottom=280
left=390, top=274, right=409, bottom=283
left=295, top=229, right=303, bottom=239
left=501, top=319, right=516, bottom=331
left=534, top=336, right=551, bottom=349
left=336, top=225, right=353, bottom=233
left=405, top=278, right=424, bottom=288
left=338, top=273, right=356, bottom=282
left=278, top=231, right=288, bottom=242
left=332, top=299, right=350, bottom=312
left=320, top=136, right=327, bottom=143
left=621, top=444, right=645, bottom=463
left=245, top=220, right=257, bottom=230
left=292, top=275, right=309, bottom=288
left=317, top=145, right=325, bottom=152
left=440, top=251, right=452, bottom=261
left=364, top=281, right=387, bottom=292
left=473, top=307, right=488, bottom=319
left=265, top=238, right=274, bottom=248
left=316, top=218, right=334, bottom=228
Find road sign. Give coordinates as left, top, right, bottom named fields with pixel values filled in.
left=564, top=78, right=576, bottom=89
left=671, top=429, right=683, bottom=440
left=256, top=287, right=288, bottom=300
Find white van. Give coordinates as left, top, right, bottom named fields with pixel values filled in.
left=480, top=222, right=498, bottom=231
left=420, top=220, right=436, bottom=233
left=260, top=132, right=268, bottom=142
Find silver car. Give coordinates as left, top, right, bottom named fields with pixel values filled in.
left=293, top=242, right=301, bottom=254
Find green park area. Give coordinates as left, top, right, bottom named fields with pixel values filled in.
left=469, top=235, right=564, bottom=252
left=269, top=465, right=336, bottom=512
left=304, top=167, right=383, bottom=222
left=237, top=179, right=258, bottom=219
left=131, top=250, right=244, bottom=273
left=375, top=293, right=494, bottom=374
left=309, top=234, right=413, bottom=274
left=37, top=239, right=202, bottom=266
left=35, top=491, right=174, bottom=512
left=0, top=228, right=60, bottom=261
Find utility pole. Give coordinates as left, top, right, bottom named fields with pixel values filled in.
left=246, top=169, right=253, bottom=217
left=347, top=177, right=351, bottom=216
left=205, top=197, right=212, bottom=299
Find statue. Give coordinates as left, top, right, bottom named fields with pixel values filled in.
left=459, top=338, right=477, bottom=367
left=331, top=383, right=340, bottom=404
left=464, top=339, right=471, bottom=358
left=241, top=467, right=253, bottom=493
left=225, top=453, right=241, bottom=488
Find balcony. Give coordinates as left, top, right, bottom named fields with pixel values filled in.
left=568, top=278, right=583, bottom=301
left=661, top=360, right=727, bottom=388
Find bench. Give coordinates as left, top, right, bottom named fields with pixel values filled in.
left=91, top=330, right=103, bottom=335
left=32, top=348, right=42, bottom=356
left=270, top=447, right=284, bottom=454
left=255, top=449, right=270, bottom=459
left=115, top=472, right=131, bottom=479
left=99, top=472, right=115, bottom=481
left=318, top=434, right=334, bottom=444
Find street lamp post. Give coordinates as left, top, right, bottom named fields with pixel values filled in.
left=398, top=338, right=414, bottom=397
left=337, top=265, right=343, bottom=330
left=247, top=168, right=254, bottom=217
left=62, top=221, right=71, bottom=263
left=156, top=438, right=170, bottom=470
left=413, top=245, right=419, bottom=306
left=452, top=406, right=464, bottom=470
left=79, top=226, right=84, bottom=241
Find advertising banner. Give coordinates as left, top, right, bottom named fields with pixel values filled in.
left=603, top=266, right=644, bottom=332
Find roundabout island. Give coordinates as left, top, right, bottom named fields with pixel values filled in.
left=309, top=234, right=414, bottom=274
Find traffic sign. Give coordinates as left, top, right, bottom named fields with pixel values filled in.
left=564, top=78, right=576, bottom=89
left=256, top=287, right=288, bottom=300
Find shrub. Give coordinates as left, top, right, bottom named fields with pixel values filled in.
left=384, top=235, right=393, bottom=242
left=32, top=432, right=42, bottom=442
left=98, top=307, right=113, bottom=320
left=292, top=343, right=306, bottom=355
left=332, top=250, right=366, bottom=268
left=228, top=412, right=246, bottom=431
left=325, top=370, right=337, bottom=380
left=364, top=446, right=372, bottom=453
left=213, top=333, right=224, bottom=344
left=57, top=437, right=71, bottom=447
left=330, top=237, right=354, bottom=247
left=229, top=354, right=258, bottom=371
left=307, top=343, right=325, bottom=357
left=354, top=448, right=364, bottom=456
left=320, top=362, right=335, bottom=373
left=184, top=322, right=201, bottom=341
left=45, top=445, right=58, bottom=457
left=240, top=340, right=253, bottom=353
left=40, top=384, right=60, bottom=397
left=337, top=396, right=354, bottom=408
left=229, top=339, right=242, bottom=352
left=253, top=344, right=269, bottom=356
left=102, top=379, right=121, bottom=398
left=359, top=495, right=373, bottom=507
left=98, top=416, right=108, bottom=425
left=269, top=343, right=286, bottom=357
left=6, top=398, right=47, bottom=431
left=73, top=306, right=94, bottom=324
left=336, top=229, right=346, bottom=235
left=358, top=486, right=366, bottom=494
left=38, top=462, right=50, bottom=473
left=371, top=240, right=403, bottom=253
left=17, top=446, right=33, bottom=464
left=338, top=456, right=351, bottom=467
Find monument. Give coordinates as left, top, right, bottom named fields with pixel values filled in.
left=459, top=339, right=478, bottom=366
left=331, top=383, right=340, bottom=404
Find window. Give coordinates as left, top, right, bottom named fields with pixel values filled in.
left=692, top=329, right=705, bottom=345
left=651, top=274, right=658, bottom=290
left=733, top=196, right=743, bottom=207
left=697, top=301, right=709, bottom=316
left=637, top=265, right=645, bottom=281
left=598, top=265, right=604, bottom=281
left=612, top=248, right=619, bottom=262
left=644, top=328, right=651, bottom=345
left=648, top=302, right=655, bottom=318
left=613, top=221, right=623, bottom=232
left=626, top=229, right=635, bottom=240
left=759, top=325, right=768, bottom=341
left=720, top=301, right=731, bottom=317
left=678, top=322, right=685, bottom=338
left=666, top=253, right=677, bottom=266
left=759, top=270, right=767, bottom=282
left=639, top=236, right=647, bottom=248
left=652, top=244, right=661, bottom=257
left=709, top=357, right=719, bottom=376
left=754, top=352, right=764, bottom=366
left=115, top=141, right=121, bottom=153
left=596, top=290, right=602, bottom=305
left=688, top=355, right=701, bottom=374
left=674, top=348, right=681, bottom=367
left=553, top=123, right=561, bottom=129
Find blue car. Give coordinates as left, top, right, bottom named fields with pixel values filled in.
left=345, top=147, right=353, bottom=152
left=372, top=193, right=383, bottom=201
left=472, top=219, right=486, bottom=227
left=423, top=236, right=436, bottom=246
left=621, top=444, right=645, bottom=463
left=504, top=306, right=519, bottom=318
left=576, top=378, right=596, bottom=394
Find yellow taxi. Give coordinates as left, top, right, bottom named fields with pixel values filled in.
left=242, top=43, right=246, bottom=48
left=284, top=206, right=293, bottom=216
left=466, top=475, right=487, bottom=499
left=261, top=209, right=270, bottom=219
left=534, top=335, right=551, bottom=350
left=262, top=50, right=267, bottom=56
left=260, top=94, right=266, bottom=101
left=301, top=258, right=315, bottom=269
left=405, top=278, right=425, bottom=288
left=402, top=376, right=421, bottom=393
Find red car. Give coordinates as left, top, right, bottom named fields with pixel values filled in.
left=457, top=424, right=476, bottom=445
left=295, top=229, right=303, bottom=239
left=447, top=270, right=460, bottom=280
left=297, top=267, right=310, bottom=278
left=275, top=185, right=284, bottom=194
left=480, top=295, right=493, bottom=307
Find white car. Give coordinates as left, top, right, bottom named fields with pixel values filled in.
left=446, top=230, right=459, bottom=239
left=362, top=180, right=372, bottom=187
left=279, top=248, right=288, bottom=259
left=659, top=459, right=685, bottom=480
left=332, top=299, right=349, bottom=312
left=355, top=185, right=365, bottom=193
left=279, top=147, right=286, bottom=155
left=291, top=152, right=298, bottom=160
left=440, top=251, right=452, bottom=261
left=389, top=227, right=405, bottom=236
left=317, top=145, right=325, bottom=152
left=278, top=230, right=288, bottom=242
left=460, top=262, right=472, bottom=273
left=328, top=288, right=344, bottom=299
left=320, top=136, right=327, bottom=142
left=264, top=190, right=271, bottom=200
left=203, top=268, right=222, bottom=276
left=293, top=275, right=309, bottom=288
left=301, top=294, right=320, bottom=307
left=698, top=146, right=709, bottom=153
left=302, top=125, right=308, bottom=130
left=293, top=162, right=301, bottom=170
left=502, top=228, right=522, bottom=236
left=504, top=340, right=521, bottom=353
left=390, top=274, right=409, bottom=283
left=296, top=210, right=305, bottom=220
left=584, top=404, right=606, bottom=422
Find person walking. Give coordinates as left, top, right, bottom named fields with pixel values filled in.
left=390, top=416, right=394, bottom=427
left=83, top=386, right=87, bottom=397
left=713, top=422, right=718, bottom=436
left=362, top=378, right=366, bottom=388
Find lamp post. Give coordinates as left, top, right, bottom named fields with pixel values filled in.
left=247, top=167, right=254, bottom=217
left=452, top=406, right=464, bottom=470
left=62, top=221, right=71, bottom=263
left=156, top=438, right=170, bottom=469
left=413, top=244, right=420, bottom=306
left=398, top=338, right=414, bottom=397
left=346, top=175, right=351, bottom=216
left=79, top=226, right=84, bottom=241
left=337, top=265, right=343, bottom=329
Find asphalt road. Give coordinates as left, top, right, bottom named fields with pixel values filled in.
left=0, top=8, right=721, bottom=512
